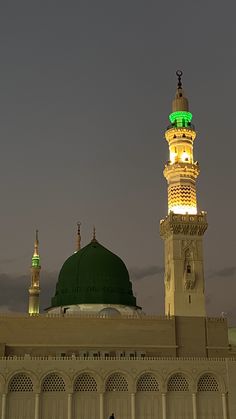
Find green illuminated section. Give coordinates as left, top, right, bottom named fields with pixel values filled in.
left=32, top=255, right=40, bottom=268
left=169, top=111, right=192, bottom=128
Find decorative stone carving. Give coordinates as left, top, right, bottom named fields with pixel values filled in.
left=160, top=213, right=208, bottom=239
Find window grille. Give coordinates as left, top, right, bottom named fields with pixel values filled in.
left=137, top=373, right=159, bottom=391
left=9, top=373, right=33, bottom=392
left=197, top=374, right=219, bottom=392
left=167, top=373, right=189, bottom=391
left=105, top=373, right=128, bottom=392
left=41, top=373, right=66, bottom=392
left=74, top=373, right=97, bottom=392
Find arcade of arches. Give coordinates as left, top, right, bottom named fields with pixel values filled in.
left=3, top=369, right=227, bottom=419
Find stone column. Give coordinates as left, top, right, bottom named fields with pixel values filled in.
left=222, top=393, right=228, bottom=419
left=131, top=393, right=135, bottom=419
left=34, top=393, right=40, bottom=419
left=162, top=392, right=167, bottom=419
left=1, top=394, right=6, bottom=419
left=99, top=393, right=104, bottom=419
left=68, top=393, right=72, bottom=419
left=192, top=393, right=197, bottom=419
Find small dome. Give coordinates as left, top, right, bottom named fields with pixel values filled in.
left=99, top=307, right=121, bottom=317
left=51, top=240, right=138, bottom=309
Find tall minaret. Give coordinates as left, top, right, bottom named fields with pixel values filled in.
left=160, top=71, right=208, bottom=317
left=28, top=230, right=41, bottom=315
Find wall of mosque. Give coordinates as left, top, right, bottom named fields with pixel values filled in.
left=0, top=314, right=230, bottom=358
left=0, top=356, right=233, bottom=419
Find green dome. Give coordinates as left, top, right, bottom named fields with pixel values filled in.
left=51, top=240, right=137, bottom=308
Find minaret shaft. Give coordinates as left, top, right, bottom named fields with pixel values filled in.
left=160, top=72, right=207, bottom=317
left=160, top=212, right=207, bottom=317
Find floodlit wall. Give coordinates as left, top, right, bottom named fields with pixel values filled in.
left=0, top=314, right=230, bottom=358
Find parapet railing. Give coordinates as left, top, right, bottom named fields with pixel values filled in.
left=0, top=355, right=234, bottom=362
left=0, top=312, right=227, bottom=322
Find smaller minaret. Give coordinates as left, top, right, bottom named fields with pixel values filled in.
left=28, top=230, right=41, bottom=315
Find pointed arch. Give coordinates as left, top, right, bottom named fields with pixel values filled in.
left=105, top=372, right=128, bottom=392
left=167, top=373, right=189, bottom=391
left=41, top=372, right=66, bottom=392
left=136, top=373, right=160, bottom=392
left=7, top=372, right=35, bottom=419
left=8, top=373, right=34, bottom=392
left=197, top=373, right=219, bottom=392
left=74, top=373, right=98, bottom=392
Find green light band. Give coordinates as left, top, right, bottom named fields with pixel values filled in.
left=169, top=111, right=192, bottom=127
left=32, top=255, right=40, bottom=268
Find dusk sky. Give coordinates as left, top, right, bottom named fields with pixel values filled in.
left=0, top=2, right=235, bottom=322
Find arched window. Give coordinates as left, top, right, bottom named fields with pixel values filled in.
left=41, top=373, right=65, bottom=392
left=8, top=373, right=33, bottom=392
left=197, top=374, right=219, bottom=392
left=74, top=373, right=97, bottom=392
left=105, top=373, right=128, bottom=392
left=167, top=373, right=189, bottom=391
left=136, top=373, right=159, bottom=391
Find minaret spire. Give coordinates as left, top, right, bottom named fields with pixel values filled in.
left=28, top=230, right=41, bottom=315
left=176, top=69, right=183, bottom=89
left=33, top=229, right=39, bottom=257
left=160, top=71, right=208, bottom=317
left=92, top=226, right=97, bottom=242
left=77, top=222, right=81, bottom=251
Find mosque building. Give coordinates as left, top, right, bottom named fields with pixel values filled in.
left=0, top=72, right=236, bottom=419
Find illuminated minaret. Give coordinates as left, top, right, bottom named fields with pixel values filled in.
left=160, top=71, right=208, bottom=317
left=28, top=230, right=41, bottom=315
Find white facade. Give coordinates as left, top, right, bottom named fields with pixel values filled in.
left=0, top=356, right=232, bottom=419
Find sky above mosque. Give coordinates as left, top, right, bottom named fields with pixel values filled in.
left=0, top=1, right=235, bottom=323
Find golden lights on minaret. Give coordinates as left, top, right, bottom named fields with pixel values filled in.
left=164, top=70, right=199, bottom=215
left=28, top=230, right=41, bottom=315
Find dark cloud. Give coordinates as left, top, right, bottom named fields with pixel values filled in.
left=207, top=266, right=236, bottom=280
left=0, top=272, right=57, bottom=313
left=0, top=264, right=236, bottom=327
left=129, top=266, right=164, bottom=281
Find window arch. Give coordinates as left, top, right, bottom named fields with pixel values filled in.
left=41, top=373, right=66, bottom=392
left=197, top=374, right=219, bottom=392
left=105, top=373, right=128, bottom=392
left=74, top=373, right=97, bottom=392
left=167, top=373, right=189, bottom=391
left=136, top=373, right=159, bottom=391
left=8, top=373, right=33, bottom=392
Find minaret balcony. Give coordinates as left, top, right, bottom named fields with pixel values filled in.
left=160, top=211, right=208, bottom=238
left=163, top=161, right=200, bottom=181
left=165, top=126, right=196, bottom=143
